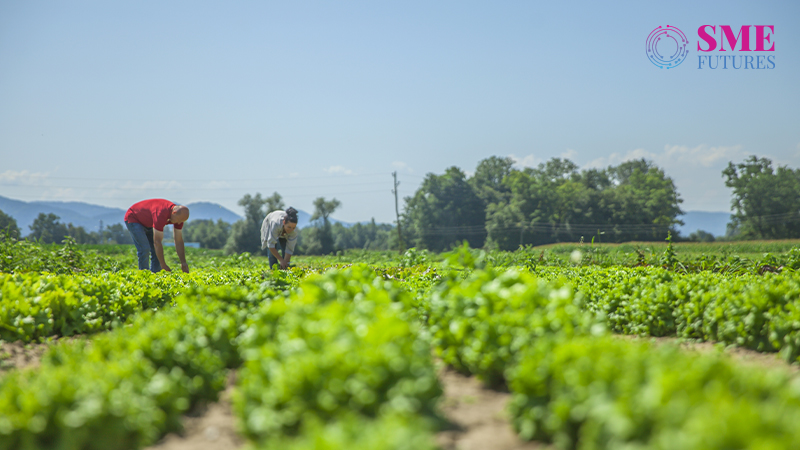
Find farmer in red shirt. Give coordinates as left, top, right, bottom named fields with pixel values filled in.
left=124, top=199, right=190, bottom=273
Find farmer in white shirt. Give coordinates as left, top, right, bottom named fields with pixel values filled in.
left=260, top=207, right=299, bottom=269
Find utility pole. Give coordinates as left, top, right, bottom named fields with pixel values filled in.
left=392, top=171, right=405, bottom=253
left=98, top=220, right=104, bottom=244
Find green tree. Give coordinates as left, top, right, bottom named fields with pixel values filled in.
left=486, top=158, right=683, bottom=247
left=469, top=156, right=514, bottom=206
left=263, top=192, right=286, bottom=214
left=28, top=213, right=69, bottom=243
left=308, top=197, right=341, bottom=255
left=67, top=224, right=98, bottom=244
left=484, top=163, right=566, bottom=248
left=688, top=229, right=716, bottom=242
left=403, top=166, right=486, bottom=251
left=104, top=223, right=133, bottom=245
left=723, top=156, right=800, bottom=239
left=183, top=219, right=231, bottom=249
left=0, top=209, right=21, bottom=240
left=330, top=219, right=394, bottom=251
left=605, top=159, right=684, bottom=241
left=484, top=201, right=526, bottom=250
left=225, top=192, right=283, bottom=255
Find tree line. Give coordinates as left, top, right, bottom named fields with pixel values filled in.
left=2, top=155, right=797, bottom=252
left=219, top=193, right=397, bottom=256
left=401, top=156, right=685, bottom=251
left=0, top=211, right=133, bottom=245
left=399, top=154, right=800, bottom=251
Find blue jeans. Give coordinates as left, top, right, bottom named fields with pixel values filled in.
left=125, top=222, right=161, bottom=272
left=268, top=237, right=287, bottom=269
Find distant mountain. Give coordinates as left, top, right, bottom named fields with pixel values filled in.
left=0, top=195, right=365, bottom=236
left=185, top=202, right=242, bottom=224
left=0, top=196, right=243, bottom=235
left=294, top=209, right=311, bottom=229
left=0, top=196, right=121, bottom=233
left=33, top=200, right=122, bottom=219
left=677, top=211, right=732, bottom=237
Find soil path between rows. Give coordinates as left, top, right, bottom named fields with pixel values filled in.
left=434, top=364, right=551, bottom=450
left=145, top=364, right=548, bottom=450
left=0, top=337, right=75, bottom=374
left=140, top=336, right=800, bottom=449
left=147, top=372, right=244, bottom=450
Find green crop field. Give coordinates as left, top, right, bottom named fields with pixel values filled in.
left=1, top=237, right=800, bottom=449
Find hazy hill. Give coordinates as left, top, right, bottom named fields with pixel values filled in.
left=0, top=196, right=118, bottom=233
left=0, top=195, right=357, bottom=235
left=0, top=196, right=243, bottom=233
left=184, top=202, right=243, bottom=224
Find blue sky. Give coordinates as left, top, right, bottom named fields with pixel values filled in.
left=1, top=1, right=798, bottom=224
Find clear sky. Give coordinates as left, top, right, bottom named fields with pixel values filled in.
left=1, top=1, right=798, bottom=224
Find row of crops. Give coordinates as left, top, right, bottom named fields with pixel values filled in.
left=5, top=263, right=800, bottom=363
left=1, top=242, right=800, bottom=449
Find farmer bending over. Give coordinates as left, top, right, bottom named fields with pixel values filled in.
left=124, top=199, right=190, bottom=273
left=261, top=207, right=299, bottom=269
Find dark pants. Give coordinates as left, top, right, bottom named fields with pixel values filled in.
left=126, top=221, right=162, bottom=272
left=268, top=237, right=287, bottom=268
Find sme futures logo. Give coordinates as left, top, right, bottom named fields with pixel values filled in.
left=647, top=25, right=776, bottom=69
left=646, top=25, right=689, bottom=69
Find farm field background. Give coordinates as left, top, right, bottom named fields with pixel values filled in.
left=2, top=238, right=800, bottom=449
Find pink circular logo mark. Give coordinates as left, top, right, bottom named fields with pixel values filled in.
left=646, top=25, right=689, bottom=68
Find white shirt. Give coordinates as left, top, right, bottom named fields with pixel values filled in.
left=260, top=210, right=299, bottom=254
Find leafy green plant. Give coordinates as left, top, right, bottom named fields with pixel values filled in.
left=0, top=285, right=270, bottom=450
left=507, top=336, right=800, bottom=450
left=398, top=247, right=430, bottom=267
left=234, top=266, right=441, bottom=443
left=256, top=413, right=437, bottom=450
left=427, top=267, right=601, bottom=386
left=0, top=268, right=295, bottom=343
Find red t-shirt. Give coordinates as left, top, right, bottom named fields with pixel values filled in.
left=124, top=199, right=184, bottom=232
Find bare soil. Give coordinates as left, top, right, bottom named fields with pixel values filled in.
left=145, top=364, right=549, bottom=450
left=435, top=363, right=551, bottom=450
left=0, top=338, right=63, bottom=374
left=146, top=371, right=244, bottom=450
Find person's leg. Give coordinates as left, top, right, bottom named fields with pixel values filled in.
left=144, top=227, right=161, bottom=272
left=125, top=222, right=151, bottom=270
left=278, top=238, right=287, bottom=260
left=268, top=247, right=278, bottom=268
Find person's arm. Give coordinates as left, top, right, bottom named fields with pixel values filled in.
left=268, top=247, right=287, bottom=269
left=153, top=229, right=171, bottom=272
left=283, top=231, right=297, bottom=268
left=174, top=228, right=189, bottom=273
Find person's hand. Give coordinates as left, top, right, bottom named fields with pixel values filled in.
left=280, top=259, right=289, bottom=270
left=161, top=265, right=172, bottom=272
left=181, top=263, right=189, bottom=273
